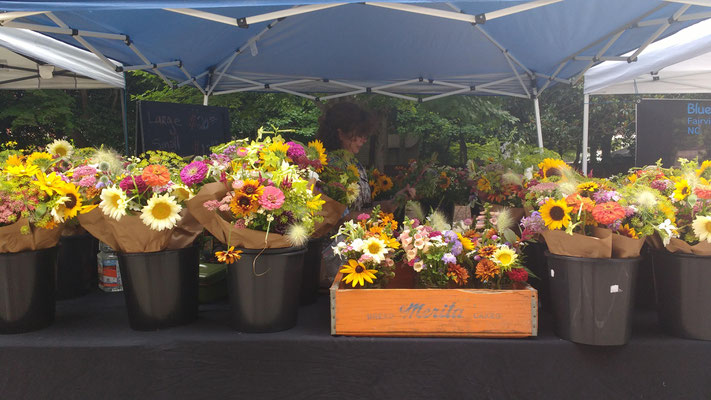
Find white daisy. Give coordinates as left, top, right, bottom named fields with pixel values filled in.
left=140, top=193, right=182, bottom=231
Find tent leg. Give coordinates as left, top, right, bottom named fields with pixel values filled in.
left=534, top=97, right=543, bottom=148
left=203, top=94, right=209, bottom=106
left=582, top=94, right=590, bottom=176
left=121, top=86, right=129, bottom=155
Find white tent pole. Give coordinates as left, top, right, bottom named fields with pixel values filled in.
left=165, top=4, right=346, bottom=28
left=665, top=0, right=711, bottom=7
left=0, top=12, right=47, bottom=21
left=534, top=97, right=543, bottom=148
left=582, top=94, right=590, bottom=175
left=203, top=94, right=209, bottom=106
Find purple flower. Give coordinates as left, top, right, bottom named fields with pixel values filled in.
left=443, top=231, right=458, bottom=243
left=441, top=253, right=456, bottom=264
left=181, top=161, right=208, bottom=186
left=520, top=211, right=545, bottom=234
left=119, top=175, right=149, bottom=194
left=593, top=190, right=621, bottom=203
left=286, top=142, right=306, bottom=160
left=451, top=241, right=463, bottom=256
left=651, top=179, right=672, bottom=192
left=223, top=145, right=236, bottom=155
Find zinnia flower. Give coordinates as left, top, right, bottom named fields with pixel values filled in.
left=507, top=268, right=528, bottom=283
left=140, top=193, right=182, bottom=231
left=141, top=165, right=171, bottom=187
left=447, top=264, right=469, bottom=286
left=119, top=175, right=149, bottom=194
left=478, top=244, right=497, bottom=258
left=286, top=141, right=306, bottom=160
left=215, top=246, right=242, bottom=264
left=180, top=161, right=208, bottom=186
left=475, top=259, right=500, bottom=282
left=592, top=202, right=626, bottom=225
left=259, top=186, right=285, bottom=210
left=695, top=187, right=711, bottom=200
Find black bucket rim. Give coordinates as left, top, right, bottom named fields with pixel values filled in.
left=653, top=249, right=711, bottom=260
left=545, top=251, right=642, bottom=263
left=0, top=246, right=59, bottom=257
left=235, top=245, right=306, bottom=256
left=118, top=244, right=198, bottom=258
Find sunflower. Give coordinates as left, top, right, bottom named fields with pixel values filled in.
left=378, top=175, right=393, bottom=192
left=347, top=164, right=360, bottom=178
left=493, top=246, right=518, bottom=271
left=5, top=154, right=22, bottom=166
left=457, top=233, right=475, bottom=251
left=673, top=180, right=691, bottom=201
left=26, top=152, right=53, bottom=168
left=477, top=177, right=491, bottom=192
left=697, top=160, right=711, bottom=177
left=47, top=139, right=73, bottom=158
left=537, top=158, right=569, bottom=179
left=267, top=141, right=290, bottom=155
left=307, top=140, right=328, bottom=172
left=240, top=179, right=264, bottom=200
left=540, top=198, right=573, bottom=230
left=140, top=193, right=182, bottom=231
left=230, top=191, right=260, bottom=217
left=215, top=246, right=242, bottom=264
left=438, top=171, right=451, bottom=190
left=52, top=183, right=83, bottom=222
left=618, top=224, right=638, bottom=239
left=692, top=215, right=711, bottom=243
left=362, top=236, right=387, bottom=263
left=99, top=186, right=128, bottom=220
left=340, top=259, right=378, bottom=287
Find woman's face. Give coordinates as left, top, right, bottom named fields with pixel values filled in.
left=338, top=130, right=368, bottom=154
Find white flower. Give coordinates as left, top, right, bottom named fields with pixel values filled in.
left=524, top=167, right=533, bottom=180
left=413, top=261, right=424, bottom=272
left=351, top=238, right=365, bottom=252
left=140, top=193, right=182, bottom=231
left=657, top=219, right=678, bottom=246
left=99, top=186, right=128, bottom=221
left=362, top=237, right=387, bottom=263
left=692, top=215, right=711, bottom=243
left=46, top=139, right=73, bottom=158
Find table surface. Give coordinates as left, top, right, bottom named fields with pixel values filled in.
left=0, top=291, right=709, bottom=400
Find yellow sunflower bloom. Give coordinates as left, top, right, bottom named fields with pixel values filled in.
left=538, top=158, right=569, bottom=179
left=52, top=183, right=83, bottom=222
left=673, top=180, right=691, bottom=201
left=308, top=140, right=328, bottom=172
left=540, top=198, right=573, bottom=230
left=32, top=172, right=65, bottom=195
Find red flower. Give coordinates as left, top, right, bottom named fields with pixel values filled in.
left=695, top=187, right=711, bottom=200
left=141, top=164, right=170, bottom=187
left=591, top=202, right=626, bottom=225
left=507, top=268, right=528, bottom=283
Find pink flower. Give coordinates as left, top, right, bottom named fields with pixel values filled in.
left=357, top=213, right=370, bottom=221
left=259, top=186, right=285, bottom=210
left=236, top=147, right=249, bottom=157
left=180, top=161, right=208, bottom=186
left=204, top=200, right=221, bottom=211
left=232, top=180, right=244, bottom=190
left=78, top=175, right=96, bottom=188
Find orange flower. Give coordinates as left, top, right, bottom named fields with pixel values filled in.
left=141, top=165, right=170, bottom=187
left=566, top=193, right=595, bottom=213
left=447, top=264, right=469, bottom=286
left=592, top=202, right=626, bottom=225
left=478, top=244, right=497, bottom=258
left=475, top=259, right=500, bottom=281
left=229, top=191, right=259, bottom=217
left=695, top=187, right=711, bottom=200
left=215, top=246, right=242, bottom=264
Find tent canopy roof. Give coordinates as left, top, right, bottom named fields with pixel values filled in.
left=0, top=1, right=708, bottom=100
left=0, top=27, right=124, bottom=89
left=585, top=18, right=711, bottom=95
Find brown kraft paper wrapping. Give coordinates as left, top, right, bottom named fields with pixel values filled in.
left=77, top=207, right=202, bottom=253
left=665, top=238, right=711, bottom=256
left=646, top=232, right=664, bottom=250
left=592, top=227, right=644, bottom=258
left=187, top=182, right=294, bottom=249
left=311, top=192, right=347, bottom=239
left=542, top=229, right=612, bottom=258
left=0, top=218, right=63, bottom=253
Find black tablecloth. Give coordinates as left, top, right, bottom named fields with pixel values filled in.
left=1, top=291, right=709, bottom=400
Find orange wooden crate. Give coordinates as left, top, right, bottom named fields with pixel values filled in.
left=330, top=272, right=538, bottom=338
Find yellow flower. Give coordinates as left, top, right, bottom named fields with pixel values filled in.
left=306, top=191, right=325, bottom=214
left=339, top=259, right=378, bottom=287
left=52, top=183, right=83, bottom=222
left=32, top=172, right=65, bottom=195
left=5, top=154, right=22, bottom=167
left=618, top=224, right=638, bottom=239
left=457, top=233, right=475, bottom=251
left=492, top=246, right=518, bottom=271
left=660, top=203, right=676, bottom=223
left=308, top=140, right=328, bottom=172
left=268, top=141, right=291, bottom=155
left=6, top=163, right=40, bottom=177
left=627, top=174, right=638, bottom=183
left=171, top=184, right=194, bottom=202
left=378, top=175, right=393, bottom=192
left=347, top=164, right=360, bottom=177
left=477, top=177, right=491, bottom=192
left=538, top=158, right=569, bottom=179
left=540, top=198, right=573, bottom=230
left=577, top=181, right=599, bottom=193
left=697, top=160, right=711, bottom=177
left=673, top=179, right=691, bottom=201
left=380, top=234, right=400, bottom=250
left=26, top=152, right=53, bottom=167
left=46, top=139, right=73, bottom=158
left=140, top=193, right=182, bottom=231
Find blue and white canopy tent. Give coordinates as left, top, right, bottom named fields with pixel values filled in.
left=1, top=0, right=710, bottom=150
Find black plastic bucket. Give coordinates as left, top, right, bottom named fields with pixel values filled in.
left=546, top=252, right=640, bottom=346
left=55, top=234, right=95, bottom=300
left=524, top=242, right=550, bottom=310
left=118, top=246, right=199, bottom=331
left=653, top=250, right=711, bottom=340
left=0, top=247, right=58, bottom=334
left=228, top=246, right=306, bottom=333
left=301, top=238, right=324, bottom=305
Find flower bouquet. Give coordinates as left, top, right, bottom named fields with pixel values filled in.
left=187, top=131, right=325, bottom=332
left=331, top=206, right=400, bottom=288
left=0, top=144, right=86, bottom=333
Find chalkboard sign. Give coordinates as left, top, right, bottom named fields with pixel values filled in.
left=136, top=100, right=230, bottom=156
left=637, top=99, right=711, bottom=167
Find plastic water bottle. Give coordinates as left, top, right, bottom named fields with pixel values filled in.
left=97, top=242, right=122, bottom=292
